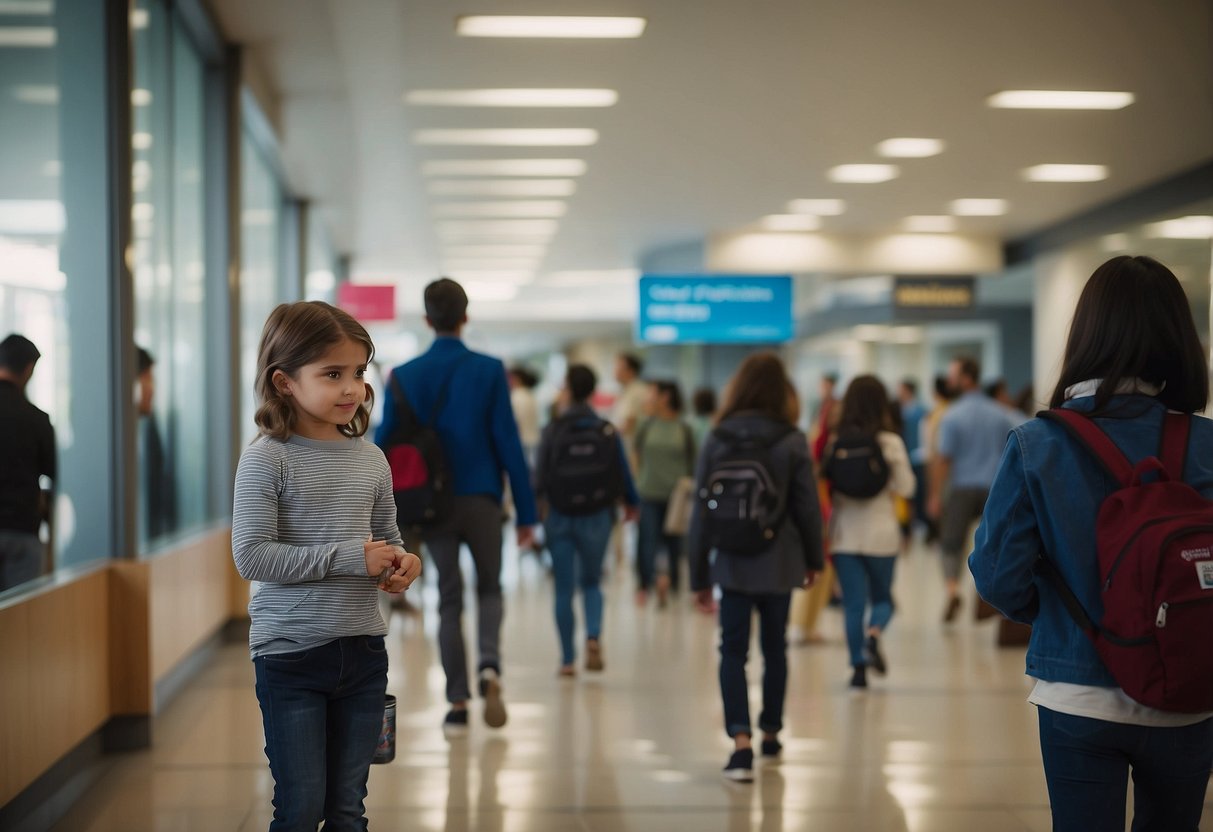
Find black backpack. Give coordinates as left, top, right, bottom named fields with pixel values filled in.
left=544, top=415, right=625, bottom=515
left=698, top=425, right=795, bottom=554
left=382, top=359, right=467, bottom=527
left=824, top=429, right=890, bottom=498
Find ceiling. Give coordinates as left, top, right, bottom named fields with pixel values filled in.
left=208, top=0, right=1213, bottom=324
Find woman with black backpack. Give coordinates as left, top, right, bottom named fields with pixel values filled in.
left=823, top=375, right=916, bottom=691
left=688, top=352, right=823, bottom=783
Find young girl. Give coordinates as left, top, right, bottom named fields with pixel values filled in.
left=688, top=353, right=823, bottom=782
left=232, top=301, right=422, bottom=831
left=970, top=256, right=1213, bottom=831
left=824, top=375, right=916, bottom=691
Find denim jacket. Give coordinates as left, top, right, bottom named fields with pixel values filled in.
left=969, top=395, right=1213, bottom=686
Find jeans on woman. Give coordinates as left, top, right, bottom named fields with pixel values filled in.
left=718, top=589, right=791, bottom=738
left=637, top=499, right=682, bottom=590
left=1037, top=706, right=1213, bottom=832
left=832, top=553, right=897, bottom=667
left=545, top=507, right=613, bottom=665
left=254, top=635, right=389, bottom=832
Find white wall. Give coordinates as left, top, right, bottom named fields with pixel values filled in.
left=1032, top=250, right=1088, bottom=403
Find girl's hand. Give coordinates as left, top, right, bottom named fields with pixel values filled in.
left=380, top=549, right=422, bottom=594
left=364, top=539, right=397, bottom=577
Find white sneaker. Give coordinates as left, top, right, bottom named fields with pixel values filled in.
left=479, top=668, right=508, bottom=729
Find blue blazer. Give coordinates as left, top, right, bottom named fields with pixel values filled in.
left=374, top=336, right=538, bottom=526
left=969, top=395, right=1213, bottom=686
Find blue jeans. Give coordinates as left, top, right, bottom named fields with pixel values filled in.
left=254, top=636, right=389, bottom=832
left=545, top=508, right=613, bottom=665
left=833, top=554, right=897, bottom=667
left=1038, top=707, right=1213, bottom=832
left=637, top=500, right=682, bottom=591
left=719, top=590, right=791, bottom=738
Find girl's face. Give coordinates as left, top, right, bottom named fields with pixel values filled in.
left=274, top=338, right=369, bottom=440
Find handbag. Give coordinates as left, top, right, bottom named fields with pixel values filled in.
left=663, top=476, right=696, bottom=536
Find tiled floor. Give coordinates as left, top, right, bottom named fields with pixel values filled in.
left=51, top=543, right=1213, bottom=831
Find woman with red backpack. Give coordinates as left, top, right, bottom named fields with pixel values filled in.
left=970, top=255, right=1213, bottom=832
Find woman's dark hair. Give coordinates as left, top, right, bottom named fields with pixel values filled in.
left=509, top=366, right=540, bottom=389
left=1050, top=255, right=1209, bottom=413
left=566, top=364, right=597, bottom=402
left=692, top=387, right=717, bottom=417
left=652, top=380, right=684, bottom=414
left=424, top=278, right=469, bottom=333
left=838, top=375, right=897, bottom=435
left=254, top=301, right=376, bottom=440
left=933, top=375, right=954, bottom=402
left=717, top=352, right=798, bottom=425
left=618, top=353, right=643, bottom=375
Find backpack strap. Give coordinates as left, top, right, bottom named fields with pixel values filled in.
left=427, top=353, right=473, bottom=428
left=1038, top=409, right=1135, bottom=487
left=1159, top=412, right=1191, bottom=481
left=1036, top=556, right=1099, bottom=636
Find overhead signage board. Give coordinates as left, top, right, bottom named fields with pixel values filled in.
left=638, top=275, right=794, bottom=344
left=893, top=276, right=975, bottom=317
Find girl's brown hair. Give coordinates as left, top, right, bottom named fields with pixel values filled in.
left=837, top=375, right=896, bottom=435
left=717, top=351, right=800, bottom=425
left=254, top=301, right=376, bottom=440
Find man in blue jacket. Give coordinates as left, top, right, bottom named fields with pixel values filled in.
left=376, top=278, right=537, bottom=735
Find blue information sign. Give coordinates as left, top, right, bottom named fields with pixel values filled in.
left=637, top=275, right=794, bottom=344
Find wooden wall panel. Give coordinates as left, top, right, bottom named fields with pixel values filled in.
left=109, top=560, right=151, bottom=715
left=0, top=570, right=111, bottom=807
left=149, top=529, right=234, bottom=686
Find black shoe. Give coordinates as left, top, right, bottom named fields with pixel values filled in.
left=864, top=635, right=887, bottom=676
left=760, top=738, right=782, bottom=759
left=443, top=709, right=469, bottom=738
left=722, top=748, right=754, bottom=782
left=943, top=596, right=961, bottom=623
left=850, top=665, right=868, bottom=690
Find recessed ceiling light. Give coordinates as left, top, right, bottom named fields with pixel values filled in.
left=456, top=15, right=646, bottom=38
left=462, top=281, right=523, bottom=302
left=787, top=199, right=846, bottom=215
left=133, top=132, right=153, bottom=150
left=433, top=201, right=568, bottom=218
left=0, top=2, right=54, bottom=13
left=445, top=270, right=536, bottom=284
left=903, top=215, right=957, bottom=233
left=877, top=138, right=945, bottom=158
left=443, top=259, right=542, bottom=272
left=988, top=90, right=1134, bottom=110
left=1146, top=216, right=1213, bottom=239
left=950, top=198, right=1008, bottom=216
left=414, top=129, right=598, bottom=147
left=130, top=8, right=148, bottom=28
left=546, top=269, right=639, bottom=286
left=131, top=88, right=153, bottom=107
left=0, top=27, right=54, bottom=46
left=422, top=159, right=587, bottom=178
left=405, top=89, right=618, bottom=108
left=442, top=244, right=548, bottom=258
left=12, top=84, right=57, bottom=105
left=828, top=164, right=899, bottom=183
left=437, top=219, right=559, bottom=238
left=1022, top=164, right=1107, bottom=182
left=428, top=179, right=577, bottom=197
left=762, top=214, right=821, bottom=231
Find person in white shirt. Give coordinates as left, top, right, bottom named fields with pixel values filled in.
left=507, top=366, right=541, bottom=465
left=824, top=375, right=916, bottom=691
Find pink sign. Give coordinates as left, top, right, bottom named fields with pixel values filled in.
left=338, top=284, right=396, bottom=322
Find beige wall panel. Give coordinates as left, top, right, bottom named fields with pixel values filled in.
left=149, top=529, right=234, bottom=685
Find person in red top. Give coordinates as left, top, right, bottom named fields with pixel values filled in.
left=810, top=374, right=839, bottom=463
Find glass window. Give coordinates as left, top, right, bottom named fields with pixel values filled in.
left=305, top=208, right=338, bottom=303
left=239, top=128, right=284, bottom=443
left=131, top=0, right=213, bottom=550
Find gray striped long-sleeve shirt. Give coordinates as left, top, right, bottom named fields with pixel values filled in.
left=232, top=434, right=403, bottom=657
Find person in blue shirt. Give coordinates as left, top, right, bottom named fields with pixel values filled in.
left=375, top=278, right=538, bottom=736
left=928, top=356, right=1015, bottom=622
left=896, top=379, right=927, bottom=534
left=968, top=255, right=1213, bottom=832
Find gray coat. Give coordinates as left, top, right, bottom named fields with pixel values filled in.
left=688, top=411, right=824, bottom=594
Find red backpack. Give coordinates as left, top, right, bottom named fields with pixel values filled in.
left=1039, top=409, right=1213, bottom=713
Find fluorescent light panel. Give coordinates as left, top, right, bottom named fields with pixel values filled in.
left=131, top=88, right=152, bottom=107
left=443, top=259, right=542, bottom=272
left=877, top=138, right=945, bottom=158
left=446, top=270, right=535, bottom=283
left=787, top=199, right=846, bottom=215
left=433, top=201, right=567, bottom=218
left=1146, top=216, right=1213, bottom=239
left=442, top=244, right=548, bottom=258
left=428, top=179, right=577, bottom=197
left=133, top=132, right=153, bottom=150
left=0, top=26, right=54, bottom=46
left=422, top=159, right=587, bottom=177
left=1023, top=164, right=1107, bottom=182
left=762, top=214, right=821, bottom=231
left=406, top=88, right=617, bottom=107
left=828, top=164, right=899, bottom=183
left=950, top=198, right=1007, bottom=216
left=988, top=90, right=1134, bottom=110
left=547, top=269, right=639, bottom=286
left=0, top=1, right=53, bottom=13
left=438, top=219, right=559, bottom=238
left=462, top=281, right=521, bottom=302
left=456, top=15, right=646, bottom=38
left=903, top=215, right=957, bottom=233
left=414, top=128, right=598, bottom=147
